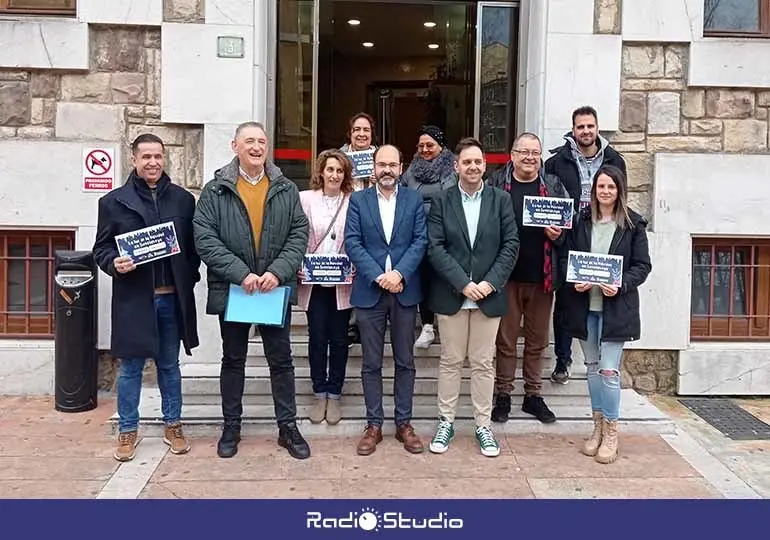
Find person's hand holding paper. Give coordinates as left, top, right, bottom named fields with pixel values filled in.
left=241, top=273, right=260, bottom=294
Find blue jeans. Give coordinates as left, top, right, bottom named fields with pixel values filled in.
left=578, top=311, right=624, bottom=421
left=118, top=294, right=182, bottom=433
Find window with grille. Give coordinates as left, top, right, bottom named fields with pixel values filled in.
left=691, top=238, right=770, bottom=340
left=0, top=0, right=76, bottom=16
left=703, top=0, right=770, bottom=37
left=0, top=231, right=75, bottom=338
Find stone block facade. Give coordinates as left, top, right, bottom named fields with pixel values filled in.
left=0, top=22, right=204, bottom=390
left=0, top=25, right=203, bottom=194
left=606, top=0, right=770, bottom=395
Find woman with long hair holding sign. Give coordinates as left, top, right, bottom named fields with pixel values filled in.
left=557, top=165, right=651, bottom=464
left=298, top=149, right=356, bottom=425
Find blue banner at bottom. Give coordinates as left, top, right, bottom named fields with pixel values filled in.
left=0, top=499, right=764, bottom=539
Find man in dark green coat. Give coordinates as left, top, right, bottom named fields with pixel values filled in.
left=425, top=137, right=519, bottom=458
left=193, top=121, right=310, bottom=460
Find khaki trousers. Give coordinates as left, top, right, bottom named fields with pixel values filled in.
left=494, top=281, right=554, bottom=396
left=436, top=309, right=502, bottom=427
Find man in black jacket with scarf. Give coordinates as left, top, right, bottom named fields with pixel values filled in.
left=93, top=133, right=200, bottom=462
left=545, top=106, right=627, bottom=385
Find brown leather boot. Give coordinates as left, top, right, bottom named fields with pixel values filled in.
left=356, top=424, right=383, bottom=456
left=581, top=411, right=604, bottom=457
left=396, top=423, right=424, bottom=454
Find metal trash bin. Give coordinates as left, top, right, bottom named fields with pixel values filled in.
left=53, top=250, right=98, bottom=412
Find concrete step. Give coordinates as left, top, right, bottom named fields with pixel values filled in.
left=188, top=342, right=585, bottom=365
left=246, top=354, right=581, bottom=372
left=114, top=388, right=675, bottom=437
left=182, top=378, right=588, bottom=405
left=180, top=363, right=589, bottom=402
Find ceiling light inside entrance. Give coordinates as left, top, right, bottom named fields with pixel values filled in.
left=348, top=19, right=360, bottom=25
left=362, top=41, right=374, bottom=48
left=428, top=43, right=439, bottom=49
left=424, top=21, right=436, bottom=28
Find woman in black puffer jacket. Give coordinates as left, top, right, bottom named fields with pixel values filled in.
left=557, top=164, right=652, bottom=466
left=400, top=125, right=457, bottom=349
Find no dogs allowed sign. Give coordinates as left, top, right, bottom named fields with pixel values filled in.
left=82, top=147, right=115, bottom=192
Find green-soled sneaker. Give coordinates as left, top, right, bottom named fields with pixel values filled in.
left=475, top=425, right=501, bottom=457
left=429, top=418, right=454, bottom=454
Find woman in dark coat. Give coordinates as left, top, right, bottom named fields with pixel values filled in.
left=400, top=125, right=457, bottom=349
left=557, top=165, right=651, bottom=465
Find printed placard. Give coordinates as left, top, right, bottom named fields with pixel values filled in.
left=345, top=149, right=375, bottom=179
left=301, top=254, right=353, bottom=285
left=566, top=250, right=623, bottom=287
left=115, top=222, right=180, bottom=266
left=522, top=196, right=573, bottom=228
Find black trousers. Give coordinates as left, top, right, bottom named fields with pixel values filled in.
left=218, top=306, right=297, bottom=427
left=307, top=286, right=351, bottom=396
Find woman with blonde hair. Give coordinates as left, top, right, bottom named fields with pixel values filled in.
left=298, top=149, right=356, bottom=425
left=557, top=165, right=652, bottom=464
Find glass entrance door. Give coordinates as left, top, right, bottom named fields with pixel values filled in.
left=274, top=0, right=316, bottom=188
left=474, top=1, right=519, bottom=168
left=272, top=0, right=521, bottom=185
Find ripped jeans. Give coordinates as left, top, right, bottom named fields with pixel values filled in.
left=578, top=312, right=624, bottom=421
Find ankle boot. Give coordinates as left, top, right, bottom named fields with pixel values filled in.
left=581, top=411, right=604, bottom=457
left=278, top=422, right=311, bottom=460
left=217, top=424, right=241, bottom=458
left=595, top=419, right=619, bottom=464
left=491, top=394, right=511, bottom=423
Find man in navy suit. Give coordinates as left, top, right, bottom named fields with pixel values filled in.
left=344, top=144, right=429, bottom=456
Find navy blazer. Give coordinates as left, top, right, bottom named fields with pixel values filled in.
left=344, top=186, right=428, bottom=309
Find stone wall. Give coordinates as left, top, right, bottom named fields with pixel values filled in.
left=0, top=25, right=203, bottom=194
left=0, top=22, right=204, bottom=390
left=605, top=0, right=770, bottom=395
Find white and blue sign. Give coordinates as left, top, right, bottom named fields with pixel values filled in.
left=302, top=254, right=353, bottom=285
left=346, top=149, right=375, bottom=179
left=522, top=196, right=574, bottom=228
left=566, top=250, right=623, bottom=287
left=115, top=221, right=180, bottom=266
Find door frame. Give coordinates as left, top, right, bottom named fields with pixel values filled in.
left=266, top=0, right=539, bottom=167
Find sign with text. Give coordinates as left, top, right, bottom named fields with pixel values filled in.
left=115, top=222, right=180, bottom=266
left=522, top=196, right=573, bottom=228
left=566, top=250, right=623, bottom=287
left=82, top=147, right=114, bottom=192
left=301, top=254, right=353, bottom=285
left=345, top=149, right=375, bottom=179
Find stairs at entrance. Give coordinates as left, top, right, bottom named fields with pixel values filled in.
left=116, top=308, right=674, bottom=436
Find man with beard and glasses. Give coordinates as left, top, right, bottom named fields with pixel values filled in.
left=487, top=132, right=568, bottom=425
left=545, top=106, right=627, bottom=385
left=344, top=144, right=428, bottom=456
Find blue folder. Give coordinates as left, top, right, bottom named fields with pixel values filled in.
left=224, top=284, right=290, bottom=326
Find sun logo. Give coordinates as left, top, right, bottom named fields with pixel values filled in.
left=358, top=507, right=382, bottom=532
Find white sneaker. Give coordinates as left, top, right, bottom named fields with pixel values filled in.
left=414, top=324, right=435, bottom=349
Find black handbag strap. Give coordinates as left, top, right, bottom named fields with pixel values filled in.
left=311, top=195, right=345, bottom=254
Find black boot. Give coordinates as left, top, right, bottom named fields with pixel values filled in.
left=217, top=424, right=241, bottom=458
left=491, top=394, right=511, bottom=423
left=278, top=422, right=311, bottom=460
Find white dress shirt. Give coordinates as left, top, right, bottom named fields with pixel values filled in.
left=459, top=183, right=484, bottom=310
left=376, top=184, right=398, bottom=272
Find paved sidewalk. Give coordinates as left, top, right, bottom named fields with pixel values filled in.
left=0, top=395, right=766, bottom=499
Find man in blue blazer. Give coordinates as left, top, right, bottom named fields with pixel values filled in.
left=344, top=144, right=429, bottom=456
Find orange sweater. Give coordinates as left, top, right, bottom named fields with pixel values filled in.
left=236, top=175, right=270, bottom=253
